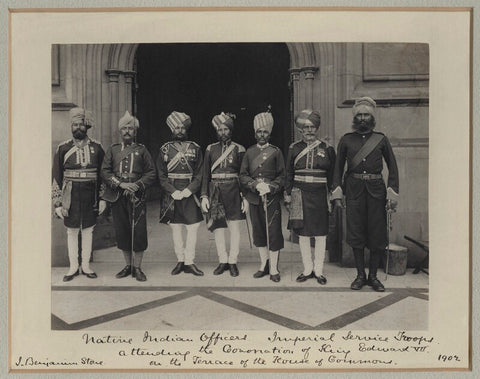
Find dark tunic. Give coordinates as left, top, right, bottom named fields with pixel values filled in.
left=285, top=139, right=336, bottom=236
left=157, top=141, right=203, bottom=225
left=332, top=131, right=399, bottom=250
left=100, top=142, right=156, bottom=252
left=52, top=138, right=105, bottom=229
left=239, top=144, right=285, bottom=251
left=201, top=140, right=246, bottom=226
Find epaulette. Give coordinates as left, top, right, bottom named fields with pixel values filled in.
left=320, top=138, right=333, bottom=148
left=58, top=139, right=72, bottom=147
left=89, top=138, right=103, bottom=147
left=160, top=141, right=172, bottom=150
left=289, top=140, right=302, bottom=149
left=232, top=141, right=246, bottom=152
left=206, top=142, right=218, bottom=152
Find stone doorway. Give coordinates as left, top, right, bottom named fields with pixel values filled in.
left=134, top=43, right=292, bottom=163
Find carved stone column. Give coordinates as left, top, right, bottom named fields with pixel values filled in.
left=302, top=66, right=318, bottom=109
left=124, top=70, right=136, bottom=116
left=289, top=68, right=301, bottom=141
left=106, top=69, right=121, bottom=143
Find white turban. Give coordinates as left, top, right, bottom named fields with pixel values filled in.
left=118, top=110, right=139, bottom=129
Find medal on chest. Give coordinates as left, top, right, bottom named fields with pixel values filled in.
left=316, top=148, right=326, bottom=158
left=185, top=148, right=196, bottom=159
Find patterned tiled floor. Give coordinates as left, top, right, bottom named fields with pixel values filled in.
left=52, top=262, right=428, bottom=331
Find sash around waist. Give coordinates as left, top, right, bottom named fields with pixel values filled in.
left=295, top=168, right=326, bottom=175
left=64, top=168, right=97, bottom=181
left=168, top=173, right=193, bottom=180
left=294, top=175, right=327, bottom=183
left=211, top=173, right=238, bottom=180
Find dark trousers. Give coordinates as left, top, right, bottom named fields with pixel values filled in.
left=249, top=200, right=284, bottom=251
left=111, top=196, right=148, bottom=252
left=346, top=190, right=387, bottom=250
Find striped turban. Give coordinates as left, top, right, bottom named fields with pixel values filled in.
left=253, top=112, right=274, bottom=133
left=295, top=109, right=321, bottom=129
left=212, top=112, right=234, bottom=130
left=69, top=107, right=95, bottom=129
left=166, top=111, right=192, bottom=131
left=352, top=96, right=376, bottom=117
left=118, top=110, right=139, bottom=129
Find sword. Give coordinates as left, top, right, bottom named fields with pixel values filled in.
left=159, top=198, right=175, bottom=223
left=245, top=214, right=253, bottom=249
left=384, top=201, right=394, bottom=280
left=130, top=193, right=137, bottom=278
left=262, top=194, right=270, bottom=253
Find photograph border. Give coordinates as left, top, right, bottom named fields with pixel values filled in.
left=5, top=3, right=475, bottom=375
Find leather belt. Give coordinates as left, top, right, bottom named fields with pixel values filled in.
left=64, top=169, right=97, bottom=181
left=168, top=173, right=193, bottom=179
left=294, top=175, right=327, bottom=183
left=352, top=173, right=382, bottom=180
left=211, top=173, right=238, bottom=179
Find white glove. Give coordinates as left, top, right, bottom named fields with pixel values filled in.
left=171, top=190, right=183, bottom=200
left=201, top=197, right=210, bottom=213
left=241, top=198, right=249, bottom=214
left=386, top=199, right=398, bottom=211
left=255, top=182, right=270, bottom=196
left=181, top=188, right=192, bottom=198
left=54, top=207, right=64, bottom=219
left=260, top=183, right=271, bottom=196
left=98, top=200, right=107, bottom=215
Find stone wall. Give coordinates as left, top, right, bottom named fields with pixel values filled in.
left=51, top=42, right=429, bottom=268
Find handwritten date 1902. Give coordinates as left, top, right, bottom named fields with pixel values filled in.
left=438, top=354, right=460, bottom=362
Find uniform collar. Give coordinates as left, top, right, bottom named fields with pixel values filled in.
left=73, top=137, right=89, bottom=148
left=221, top=139, right=232, bottom=147
left=257, top=142, right=270, bottom=149
left=121, top=142, right=135, bottom=150
left=302, top=138, right=319, bottom=145
left=354, top=129, right=374, bottom=136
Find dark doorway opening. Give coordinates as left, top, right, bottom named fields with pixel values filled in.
left=135, top=43, right=291, bottom=164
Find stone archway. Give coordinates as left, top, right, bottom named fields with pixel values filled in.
left=51, top=42, right=340, bottom=266
left=96, top=42, right=336, bottom=148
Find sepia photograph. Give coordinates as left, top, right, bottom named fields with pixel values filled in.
left=8, top=7, right=471, bottom=373
left=50, top=42, right=429, bottom=332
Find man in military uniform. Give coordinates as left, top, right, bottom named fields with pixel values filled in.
left=101, top=111, right=156, bottom=282
left=284, top=109, right=336, bottom=285
left=201, top=112, right=248, bottom=277
left=332, top=97, right=399, bottom=292
left=240, top=112, right=285, bottom=282
left=157, top=111, right=204, bottom=276
left=52, top=107, right=106, bottom=281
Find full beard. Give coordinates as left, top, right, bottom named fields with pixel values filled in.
left=217, top=134, right=231, bottom=143
left=72, top=130, right=87, bottom=140
left=352, top=118, right=375, bottom=133
left=172, top=133, right=187, bottom=141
